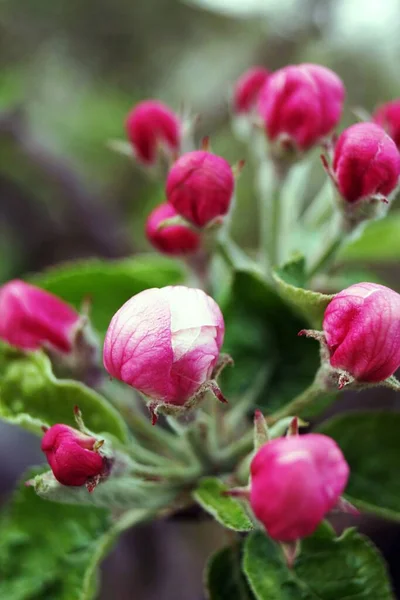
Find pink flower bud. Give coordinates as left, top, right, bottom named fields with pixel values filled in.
left=250, top=433, right=349, bottom=542
left=125, top=100, right=181, bottom=165
left=0, top=280, right=80, bottom=353
left=373, top=99, right=400, bottom=150
left=258, top=63, right=345, bottom=152
left=323, top=282, right=400, bottom=382
left=233, top=66, right=270, bottom=114
left=103, top=286, right=224, bottom=405
left=41, top=424, right=105, bottom=486
left=333, top=123, right=400, bottom=203
left=146, top=202, right=201, bottom=255
left=165, top=151, right=234, bottom=227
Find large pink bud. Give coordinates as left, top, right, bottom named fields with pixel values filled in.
left=373, top=99, right=400, bottom=151
left=0, top=280, right=80, bottom=353
left=323, top=282, right=400, bottom=382
left=146, top=202, right=201, bottom=256
left=166, top=151, right=235, bottom=228
left=125, top=100, right=181, bottom=165
left=103, top=286, right=225, bottom=405
left=258, top=63, right=345, bottom=153
left=250, top=433, right=349, bottom=542
left=333, top=123, right=400, bottom=203
left=233, top=66, right=270, bottom=114
left=41, top=424, right=106, bottom=487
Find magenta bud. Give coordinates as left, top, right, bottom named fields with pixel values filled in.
left=145, top=202, right=201, bottom=256
left=103, top=286, right=225, bottom=406
left=373, top=99, right=400, bottom=151
left=41, top=424, right=106, bottom=487
left=0, top=280, right=80, bottom=354
left=250, top=433, right=349, bottom=542
left=233, top=66, right=270, bottom=114
left=333, top=123, right=400, bottom=204
left=125, top=100, right=181, bottom=165
left=165, top=150, right=235, bottom=228
left=258, top=63, right=345, bottom=153
left=323, top=282, right=400, bottom=383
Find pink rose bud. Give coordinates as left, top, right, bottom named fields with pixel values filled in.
left=41, top=424, right=106, bottom=487
left=333, top=123, right=400, bottom=203
left=373, top=99, right=400, bottom=150
left=146, top=202, right=201, bottom=255
left=233, top=66, right=270, bottom=114
left=0, top=280, right=80, bottom=354
left=125, top=100, right=181, bottom=165
left=165, top=150, right=235, bottom=227
left=258, top=63, right=345, bottom=153
left=323, top=282, right=400, bottom=382
left=103, top=286, right=224, bottom=406
left=250, top=433, right=349, bottom=542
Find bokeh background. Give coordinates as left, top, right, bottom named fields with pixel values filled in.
left=1, top=0, right=400, bottom=598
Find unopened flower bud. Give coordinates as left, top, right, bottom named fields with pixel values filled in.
left=373, top=99, right=400, bottom=151
left=332, top=123, right=400, bottom=204
left=250, top=433, right=349, bottom=541
left=146, top=202, right=200, bottom=255
left=125, top=100, right=181, bottom=165
left=233, top=66, right=270, bottom=114
left=323, top=282, right=400, bottom=383
left=166, top=151, right=234, bottom=227
left=258, top=63, right=344, bottom=154
left=0, top=280, right=79, bottom=354
left=103, top=286, right=225, bottom=410
left=41, top=424, right=106, bottom=487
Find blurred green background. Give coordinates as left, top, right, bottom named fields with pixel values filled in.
left=1, top=0, right=400, bottom=598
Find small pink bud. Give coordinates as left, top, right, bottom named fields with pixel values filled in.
left=125, top=100, right=181, bottom=165
left=373, top=99, right=400, bottom=150
left=165, top=151, right=235, bottom=227
left=41, top=424, right=105, bottom=487
left=250, top=433, right=349, bottom=542
left=333, top=123, right=400, bottom=203
left=323, top=282, right=400, bottom=382
left=0, top=280, right=79, bottom=353
left=233, top=66, right=270, bottom=114
left=258, top=63, right=345, bottom=153
left=103, top=286, right=225, bottom=406
left=145, top=202, right=201, bottom=255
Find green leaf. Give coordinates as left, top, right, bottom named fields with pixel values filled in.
left=243, top=528, right=394, bottom=600
left=0, top=343, right=129, bottom=441
left=30, top=255, right=185, bottom=336
left=339, top=213, right=400, bottom=262
left=273, top=255, right=333, bottom=328
left=317, top=411, right=400, bottom=521
left=221, top=270, right=323, bottom=415
left=0, top=468, right=111, bottom=600
left=193, top=477, right=253, bottom=532
left=205, top=543, right=254, bottom=600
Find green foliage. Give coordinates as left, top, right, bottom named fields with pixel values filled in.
left=243, top=527, right=394, bottom=600
left=193, top=477, right=253, bottom=532
left=339, top=213, right=400, bottom=263
left=317, top=411, right=400, bottom=520
left=206, top=543, right=254, bottom=600
left=0, top=343, right=129, bottom=441
left=30, top=255, right=185, bottom=336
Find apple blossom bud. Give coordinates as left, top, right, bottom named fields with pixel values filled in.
left=165, top=151, right=234, bottom=227
left=103, top=286, right=224, bottom=407
left=250, top=433, right=349, bottom=542
left=0, top=280, right=79, bottom=353
left=233, top=66, right=270, bottom=114
left=323, top=282, right=400, bottom=383
left=373, top=99, right=400, bottom=150
left=125, top=100, right=181, bottom=165
left=41, top=424, right=106, bottom=487
left=258, top=63, right=345, bottom=154
left=146, top=202, right=201, bottom=255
